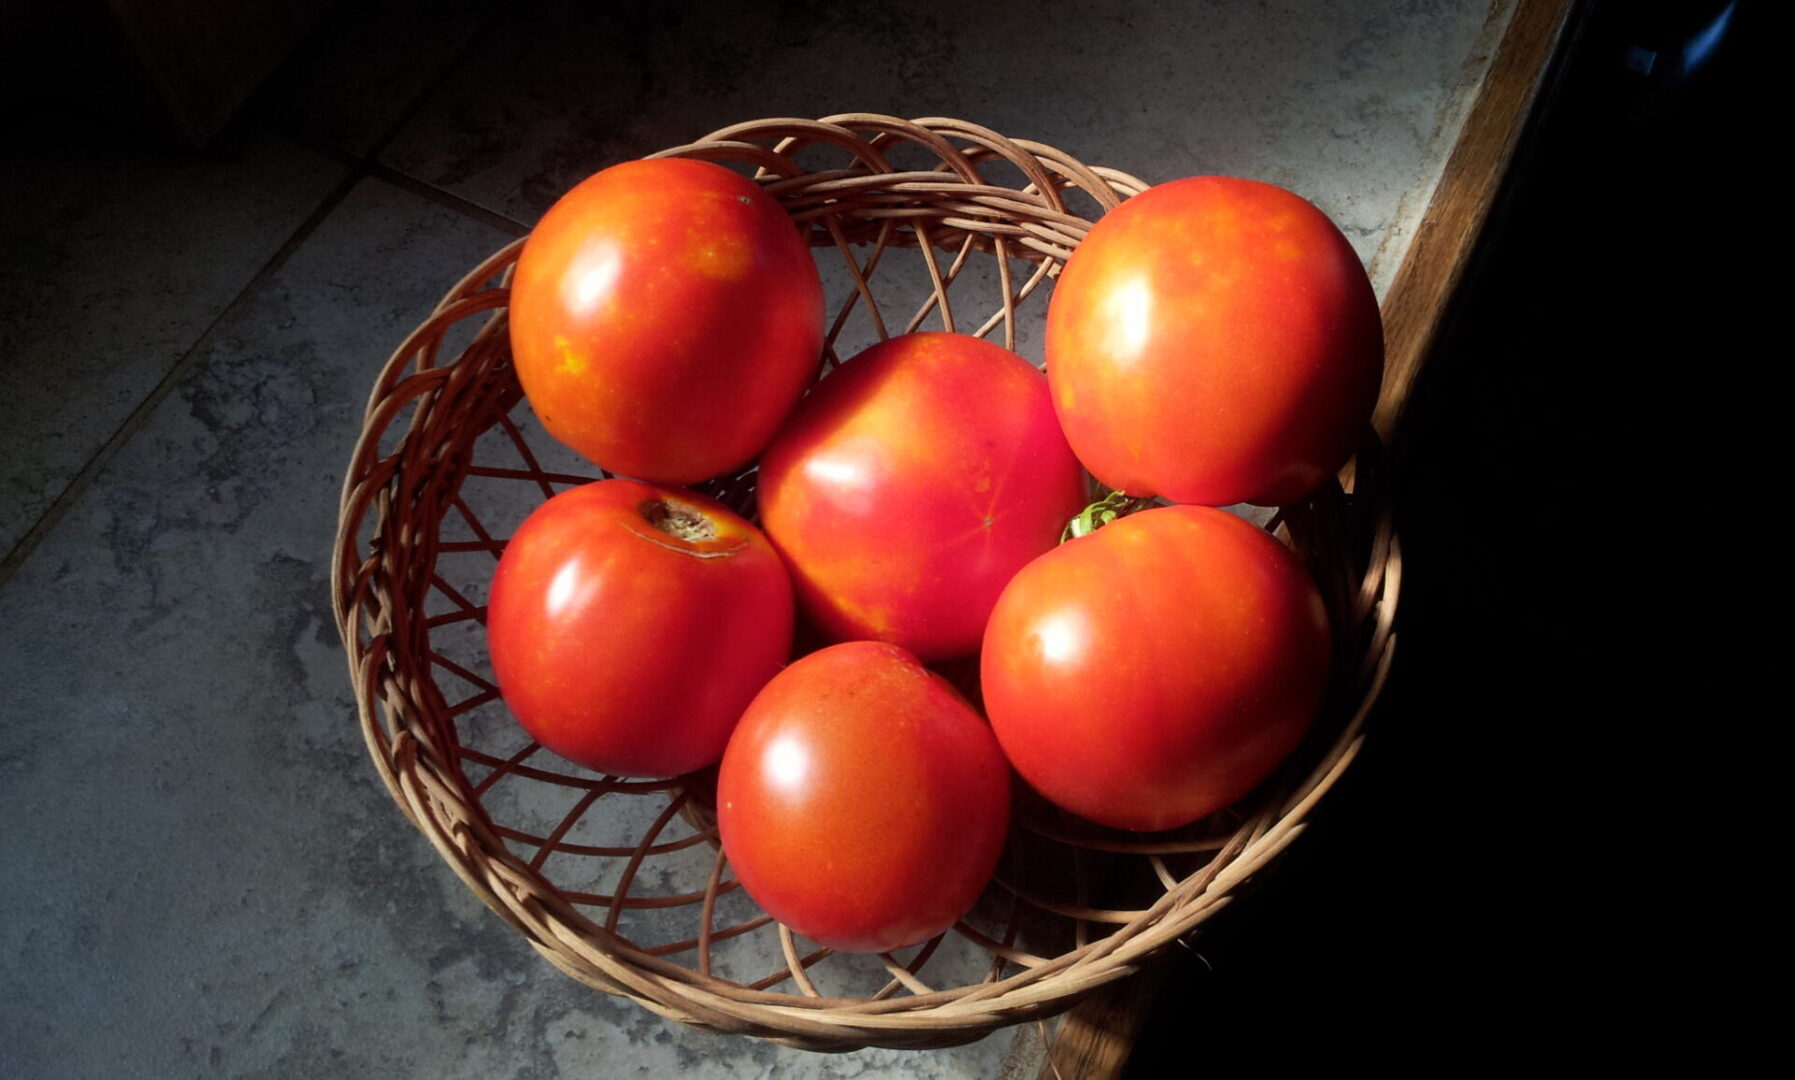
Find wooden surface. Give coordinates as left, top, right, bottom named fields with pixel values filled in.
left=1038, top=968, right=1168, bottom=1080
left=103, top=0, right=331, bottom=145
left=1039, top=1, right=1576, bottom=1075
left=1373, top=0, right=1579, bottom=437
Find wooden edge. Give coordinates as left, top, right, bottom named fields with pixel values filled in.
left=1373, top=0, right=1578, bottom=437
left=1038, top=966, right=1167, bottom=1080
left=1040, top=2, right=1576, bottom=1076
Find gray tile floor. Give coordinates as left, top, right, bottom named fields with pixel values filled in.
left=1, top=2, right=1507, bottom=1076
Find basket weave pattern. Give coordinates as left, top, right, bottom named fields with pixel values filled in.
left=331, top=114, right=1399, bottom=1051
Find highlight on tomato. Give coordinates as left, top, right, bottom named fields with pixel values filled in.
left=757, top=331, right=1088, bottom=663
left=485, top=478, right=794, bottom=778
left=508, top=157, right=824, bottom=485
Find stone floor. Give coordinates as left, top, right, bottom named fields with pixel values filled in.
left=1, top=1, right=1508, bottom=1076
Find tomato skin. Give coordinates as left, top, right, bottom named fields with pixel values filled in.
left=716, top=641, right=1011, bottom=953
left=757, top=332, right=1088, bottom=662
left=509, top=158, right=824, bottom=485
left=981, top=506, right=1330, bottom=832
left=486, top=479, right=793, bottom=778
left=1045, top=176, right=1383, bottom=507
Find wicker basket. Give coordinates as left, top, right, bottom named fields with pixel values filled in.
left=331, top=114, right=1399, bottom=1052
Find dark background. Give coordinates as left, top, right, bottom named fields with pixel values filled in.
left=1126, top=0, right=1748, bottom=1066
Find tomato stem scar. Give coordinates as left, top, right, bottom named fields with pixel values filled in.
left=641, top=499, right=718, bottom=542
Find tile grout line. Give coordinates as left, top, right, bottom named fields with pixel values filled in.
left=0, top=169, right=363, bottom=590
left=269, top=128, right=529, bottom=237
left=367, top=163, right=530, bottom=236
left=279, top=128, right=528, bottom=237
left=353, top=3, right=531, bottom=238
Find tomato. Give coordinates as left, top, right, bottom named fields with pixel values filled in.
left=757, top=332, right=1088, bottom=662
left=1045, top=176, right=1383, bottom=507
left=717, top=641, right=1011, bottom=953
left=508, top=158, right=824, bottom=485
left=981, top=505, right=1330, bottom=832
left=486, top=478, right=793, bottom=777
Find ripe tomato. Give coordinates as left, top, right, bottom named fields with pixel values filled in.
left=981, top=505, right=1330, bottom=832
left=757, top=332, right=1088, bottom=662
left=1045, top=176, right=1383, bottom=507
left=717, top=641, right=1011, bottom=953
left=508, top=158, right=824, bottom=485
left=486, top=478, right=793, bottom=777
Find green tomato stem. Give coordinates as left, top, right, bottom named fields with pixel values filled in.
left=1061, top=490, right=1154, bottom=543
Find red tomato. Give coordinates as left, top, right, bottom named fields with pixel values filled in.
left=1045, top=176, right=1383, bottom=507
left=717, top=641, right=1011, bottom=953
left=486, top=478, right=793, bottom=777
left=508, top=158, right=824, bottom=485
left=981, top=505, right=1330, bottom=832
left=757, top=332, right=1088, bottom=662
